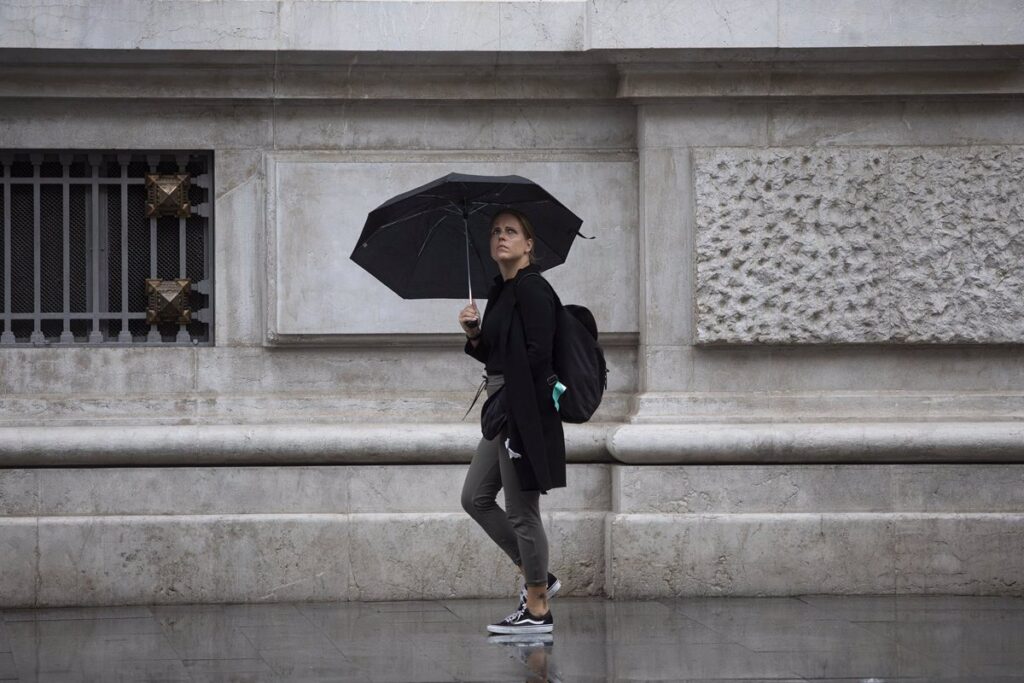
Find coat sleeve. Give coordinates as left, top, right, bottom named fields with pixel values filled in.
left=514, top=276, right=556, bottom=381
left=464, top=335, right=489, bottom=363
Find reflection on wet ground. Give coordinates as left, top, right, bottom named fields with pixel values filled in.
left=2, top=595, right=1024, bottom=681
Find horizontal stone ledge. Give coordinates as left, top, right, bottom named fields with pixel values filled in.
left=3, top=0, right=1023, bottom=53
left=617, top=61, right=1024, bottom=99
left=0, top=422, right=614, bottom=467
left=7, top=60, right=1024, bottom=101
left=263, top=331, right=639, bottom=348
left=5, top=420, right=1024, bottom=466
left=629, top=391, right=1024, bottom=423
left=609, top=422, right=1024, bottom=464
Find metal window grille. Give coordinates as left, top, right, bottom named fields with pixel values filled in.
left=0, top=150, right=213, bottom=346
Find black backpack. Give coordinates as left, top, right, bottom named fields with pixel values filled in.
left=519, top=273, right=608, bottom=424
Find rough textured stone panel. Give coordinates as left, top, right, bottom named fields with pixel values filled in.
left=888, top=148, right=1024, bottom=343
left=695, top=146, right=1024, bottom=344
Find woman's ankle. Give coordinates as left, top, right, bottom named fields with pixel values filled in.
left=526, top=600, right=549, bottom=617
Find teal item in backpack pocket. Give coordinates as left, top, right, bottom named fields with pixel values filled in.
left=552, top=380, right=567, bottom=411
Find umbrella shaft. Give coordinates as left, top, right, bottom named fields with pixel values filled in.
left=465, top=214, right=473, bottom=302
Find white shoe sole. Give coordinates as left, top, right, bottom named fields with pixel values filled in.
left=487, top=632, right=554, bottom=645
left=487, top=622, right=554, bottom=634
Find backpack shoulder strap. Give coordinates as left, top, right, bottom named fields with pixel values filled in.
left=515, top=271, right=563, bottom=309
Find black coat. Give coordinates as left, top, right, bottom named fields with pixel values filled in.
left=464, top=264, right=566, bottom=493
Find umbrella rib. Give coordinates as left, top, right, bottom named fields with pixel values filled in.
left=368, top=205, right=444, bottom=232
left=469, top=198, right=559, bottom=208
left=415, top=213, right=454, bottom=260
left=400, top=212, right=455, bottom=297
left=460, top=184, right=511, bottom=207
left=360, top=204, right=459, bottom=247
left=487, top=183, right=510, bottom=200
left=416, top=194, right=459, bottom=200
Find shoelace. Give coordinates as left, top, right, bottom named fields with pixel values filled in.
left=503, top=606, right=527, bottom=624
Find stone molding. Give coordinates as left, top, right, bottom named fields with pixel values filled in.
left=263, top=331, right=638, bottom=348
left=628, top=391, right=1024, bottom=423
left=4, top=420, right=1024, bottom=467
left=609, top=421, right=1024, bottom=464
left=616, top=59, right=1024, bottom=99
left=0, top=423, right=615, bottom=467
left=3, top=56, right=1024, bottom=100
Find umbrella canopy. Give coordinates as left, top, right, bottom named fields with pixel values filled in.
left=350, top=172, right=585, bottom=300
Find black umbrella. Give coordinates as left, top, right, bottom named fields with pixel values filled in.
left=350, top=172, right=585, bottom=301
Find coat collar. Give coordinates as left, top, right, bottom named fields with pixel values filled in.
left=491, top=262, right=543, bottom=287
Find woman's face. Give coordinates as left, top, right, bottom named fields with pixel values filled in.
left=490, top=213, right=533, bottom=266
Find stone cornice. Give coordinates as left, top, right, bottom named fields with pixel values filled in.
left=617, top=59, right=1024, bottom=99
left=3, top=54, right=1023, bottom=100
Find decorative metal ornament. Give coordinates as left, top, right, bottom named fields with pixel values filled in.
left=145, top=173, right=191, bottom=218
left=146, top=278, right=192, bottom=325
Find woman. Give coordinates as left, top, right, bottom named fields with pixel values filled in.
left=458, top=208, right=567, bottom=635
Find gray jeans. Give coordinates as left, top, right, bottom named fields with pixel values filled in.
left=460, top=374, right=549, bottom=587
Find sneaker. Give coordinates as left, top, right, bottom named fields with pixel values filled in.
left=517, top=572, right=562, bottom=610
left=486, top=605, right=554, bottom=634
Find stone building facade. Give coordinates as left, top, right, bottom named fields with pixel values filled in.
left=1, top=0, right=1024, bottom=606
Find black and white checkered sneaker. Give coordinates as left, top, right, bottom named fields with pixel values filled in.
left=486, top=605, right=554, bottom=634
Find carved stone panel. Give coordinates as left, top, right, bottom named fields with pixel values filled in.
left=694, top=146, right=1024, bottom=344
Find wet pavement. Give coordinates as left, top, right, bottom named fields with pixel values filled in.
left=1, top=595, right=1024, bottom=682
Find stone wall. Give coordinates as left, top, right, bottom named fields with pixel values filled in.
left=2, top=0, right=1024, bottom=605
left=4, top=463, right=1023, bottom=607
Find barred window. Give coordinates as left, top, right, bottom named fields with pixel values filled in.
left=0, top=151, right=213, bottom=346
